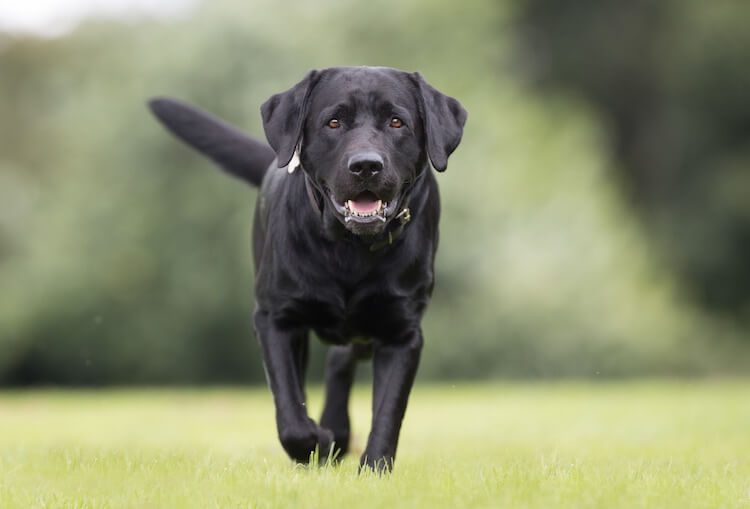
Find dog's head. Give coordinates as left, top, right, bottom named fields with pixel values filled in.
left=148, top=66, right=466, bottom=237
left=262, top=67, right=466, bottom=235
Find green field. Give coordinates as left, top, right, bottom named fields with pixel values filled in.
left=1, top=381, right=748, bottom=508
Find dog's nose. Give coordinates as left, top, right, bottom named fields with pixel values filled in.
left=348, top=152, right=384, bottom=176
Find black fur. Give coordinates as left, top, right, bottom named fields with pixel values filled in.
left=149, top=97, right=275, bottom=185
left=148, top=66, right=466, bottom=471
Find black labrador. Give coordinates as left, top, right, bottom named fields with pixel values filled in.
left=148, top=66, right=466, bottom=471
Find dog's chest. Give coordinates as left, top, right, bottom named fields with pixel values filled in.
left=277, top=247, right=430, bottom=343
left=296, top=288, right=420, bottom=344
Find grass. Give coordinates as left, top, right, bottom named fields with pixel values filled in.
left=1, top=380, right=749, bottom=508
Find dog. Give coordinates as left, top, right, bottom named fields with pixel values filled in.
left=148, top=66, right=466, bottom=471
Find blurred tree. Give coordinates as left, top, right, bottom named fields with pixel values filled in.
left=0, top=0, right=747, bottom=384
left=516, top=0, right=750, bottom=315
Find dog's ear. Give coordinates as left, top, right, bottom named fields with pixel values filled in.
left=261, top=70, right=320, bottom=168
left=147, top=97, right=275, bottom=185
left=412, top=73, right=467, bottom=172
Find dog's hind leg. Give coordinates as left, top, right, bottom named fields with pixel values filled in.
left=320, top=343, right=371, bottom=458
left=320, top=345, right=356, bottom=458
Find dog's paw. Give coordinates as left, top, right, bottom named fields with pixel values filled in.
left=279, top=421, right=335, bottom=464
left=327, top=428, right=351, bottom=458
left=314, top=426, right=338, bottom=464
left=358, top=450, right=395, bottom=474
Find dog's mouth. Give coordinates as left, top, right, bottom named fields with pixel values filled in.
left=346, top=191, right=386, bottom=223
left=329, top=190, right=400, bottom=225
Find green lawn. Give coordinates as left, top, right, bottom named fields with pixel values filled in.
left=1, top=380, right=748, bottom=508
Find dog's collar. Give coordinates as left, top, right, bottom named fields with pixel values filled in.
left=367, top=207, right=412, bottom=252
left=303, top=172, right=324, bottom=216
left=287, top=149, right=325, bottom=215
left=289, top=154, right=416, bottom=253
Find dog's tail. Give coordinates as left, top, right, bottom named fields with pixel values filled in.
left=148, top=98, right=275, bottom=187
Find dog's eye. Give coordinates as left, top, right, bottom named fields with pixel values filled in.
left=327, top=118, right=341, bottom=129
left=389, top=117, right=404, bottom=128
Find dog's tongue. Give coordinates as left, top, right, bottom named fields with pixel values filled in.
left=347, top=192, right=381, bottom=214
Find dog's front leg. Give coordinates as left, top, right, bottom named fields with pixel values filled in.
left=361, top=328, right=423, bottom=472
left=254, top=309, right=333, bottom=463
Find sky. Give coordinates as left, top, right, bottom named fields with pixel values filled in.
left=0, top=0, right=196, bottom=37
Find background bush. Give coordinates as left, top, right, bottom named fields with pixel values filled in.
left=1, top=0, right=748, bottom=384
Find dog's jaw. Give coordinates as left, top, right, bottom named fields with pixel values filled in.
left=326, top=189, right=404, bottom=235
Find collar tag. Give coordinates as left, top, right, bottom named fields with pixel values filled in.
left=370, top=207, right=412, bottom=252
left=395, top=207, right=411, bottom=225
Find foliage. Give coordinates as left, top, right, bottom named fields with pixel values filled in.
left=0, top=0, right=747, bottom=384
left=516, top=0, right=750, bottom=313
